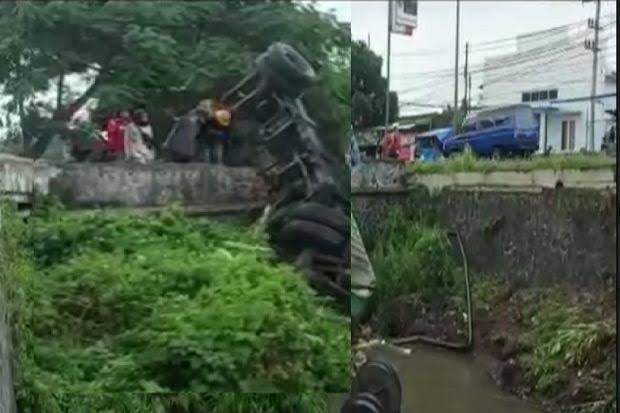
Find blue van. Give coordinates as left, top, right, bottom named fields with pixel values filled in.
left=415, top=127, right=453, bottom=163
left=442, top=104, right=539, bottom=158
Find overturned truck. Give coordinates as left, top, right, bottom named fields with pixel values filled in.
left=216, top=43, right=351, bottom=310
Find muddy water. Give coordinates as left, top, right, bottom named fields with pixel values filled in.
left=363, top=344, right=543, bottom=413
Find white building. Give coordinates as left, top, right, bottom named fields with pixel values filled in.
left=479, top=22, right=616, bottom=153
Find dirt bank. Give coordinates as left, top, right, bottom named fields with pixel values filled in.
left=365, top=280, right=616, bottom=413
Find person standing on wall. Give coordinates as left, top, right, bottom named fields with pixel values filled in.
left=195, top=100, right=231, bottom=164
left=105, top=109, right=131, bottom=160
left=124, top=109, right=155, bottom=163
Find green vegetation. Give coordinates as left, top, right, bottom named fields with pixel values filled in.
left=360, top=203, right=615, bottom=413
left=366, top=209, right=463, bottom=321
left=351, top=40, right=398, bottom=128
left=29, top=393, right=330, bottom=413
left=407, top=152, right=616, bottom=175
left=521, top=293, right=615, bottom=401
left=4, top=202, right=349, bottom=412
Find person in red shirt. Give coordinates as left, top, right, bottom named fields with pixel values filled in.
left=105, top=110, right=131, bottom=158
left=380, top=124, right=402, bottom=160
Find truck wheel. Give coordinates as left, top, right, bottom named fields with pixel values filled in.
left=256, top=43, right=316, bottom=97
left=278, top=219, right=345, bottom=256
left=267, top=202, right=350, bottom=237
left=263, top=43, right=316, bottom=85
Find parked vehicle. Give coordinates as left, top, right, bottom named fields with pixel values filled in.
left=414, top=127, right=453, bottom=163
left=442, top=104, right=539, bottom=158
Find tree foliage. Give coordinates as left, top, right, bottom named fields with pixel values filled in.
left=351, top=40, right=398, bottom=129
left=0, top=1, right=350, bottom=154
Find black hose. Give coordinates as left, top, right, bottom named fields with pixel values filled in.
left=390, top=229, right=474, bottom=352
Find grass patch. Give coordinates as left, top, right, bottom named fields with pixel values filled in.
left=521, top=296, right=615, bottom=398
left=14, top=202, right=349, bottom=411
left=38, top=393, right=330, bottom=413
left=407, top=151, right=616, bottom=175
left=368, top=208, right=463, bottom=316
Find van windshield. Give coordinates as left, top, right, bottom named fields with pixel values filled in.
left=416, top=137, right=436, bottom=149
left=514, top=107, right=538, bottom=129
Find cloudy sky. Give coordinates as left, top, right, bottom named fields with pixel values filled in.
left=351, top=1, right=616, bottom=115
left=315, top=1, right=351, bottom=22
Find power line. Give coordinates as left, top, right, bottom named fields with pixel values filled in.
left=391, top=18, right=615, bottom=78
left=468, top=14, right=615, bottom=49
left=392, top=26, right=615, bottom=83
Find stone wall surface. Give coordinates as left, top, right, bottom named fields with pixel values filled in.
left=1, top=155, right=268, bottom=211
left=353, top=187, right=617, bottom=289
left=0, top=155, right=34, bottom=205
left=43, top=162, right=268, bottom=209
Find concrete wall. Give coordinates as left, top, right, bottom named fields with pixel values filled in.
left=1, top=156, right=268, bottom=211
left=0, top=155, right=33, bottom=205
left=353, top=187, right=617, bottom=289
left=40, top=162, right=268, bottom=209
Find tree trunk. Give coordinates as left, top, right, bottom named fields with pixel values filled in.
left=56, top=71, right=65, bottom=113
left=53, top=76, right=102, bottom=122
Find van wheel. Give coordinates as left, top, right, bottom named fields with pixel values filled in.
left=491, top=147, right=502, bottom=160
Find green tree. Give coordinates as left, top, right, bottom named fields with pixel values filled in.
left=351, top=40, right=398, bottom=128
left=0, top=1, right=350, bottom=155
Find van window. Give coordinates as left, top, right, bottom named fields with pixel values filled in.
left=461, top=121, right=477, bottom=133
left=479, top=119, right=494, bottom=129
left=514, top=107, right=537, bottom=128
left=494, top=117, right=511, bottom=126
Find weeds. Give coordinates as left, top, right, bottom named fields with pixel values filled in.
left=407, top=152, right=616, bottom=175
left=369, top=209, right=462, bottom=316
left=523, top=299, right=615, bottom=397
left=13, top=204, right=349, bottom=411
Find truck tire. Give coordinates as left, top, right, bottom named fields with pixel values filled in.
left=267, top=202, right=350, bottom=237
left=278, top=219, right=345, bottom=256
left=256, top=43, right=316, bottom=97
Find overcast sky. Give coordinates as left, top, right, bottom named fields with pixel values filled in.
left=315, top=1, right=351, bottom=23
left=351, top=1, right=616, bottom=115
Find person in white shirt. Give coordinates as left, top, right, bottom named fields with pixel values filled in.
left=124, top=109, right=155, bottom=163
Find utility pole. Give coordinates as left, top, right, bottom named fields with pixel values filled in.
left=452, top=0, right=461, bottom=132
left=464, top=41, right=469, bottom=114
left=468, top=73, right=472, bottom=111
left=384, top=0, right=393, bottom=132
left=588, top=0, right=602, bottom=151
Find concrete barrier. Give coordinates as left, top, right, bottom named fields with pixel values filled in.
left=1, top=156, right=268, bottom=213
left=408, top=168, right=617, bottom=192
left=351, top=161, right=616, bottom=193
left=0, top=154, right=34, bottom=205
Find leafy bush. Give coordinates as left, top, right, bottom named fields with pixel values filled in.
left=21, top=206, right=349, bottom=409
